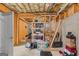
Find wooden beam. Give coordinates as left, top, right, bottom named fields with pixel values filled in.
left=12, top=4, right=22, bottom=12
left=57, top=4, right=69, bottom=15
left=21, top=3, right=27, bottom=12
left=32, top=4, right=39, bottom=12
left=33, top=4, right=37, bottom=12
left=37, top=12, right=56, bottom=15
left=22, top=3, right=28, bottom=12
left=50, top=4, right=60, bottom=12
left=45, top=3, right=50, bottom=12
left=0, top=4, right=10, bottom=13
left=19, top=17, right=28, bottom=23
left=16, top=17, right=19, bottom=45
left=17, top=12, right=56, bottom=16
left=2, top=4, right=12, bottom=11
left=56, top=4, right=73, bottom=20
left=17, top=3, right=26, bottom=12
left=39, top=3, right=45, bottom=12
left=14, top=13, right=18, bottom=45
left=50, top=3, right=56, bottom=12
left=37, top=4, right=40, bottom=12
left=2, top=3, right=18, bottom=13
left=28, top=3, right=32, bottom=12
left=43, top=3, right=46, bottom=12
left=74, top=3, right=79, bottom=13
left=16, top=4, right=22, bottom=11
left=29, top=4, right=36, bottom=12
left=23, top=3, right=31, bottom=12
left=47, top=3, right=54, bottom=12
left=60, top=4, right=73, bottom=15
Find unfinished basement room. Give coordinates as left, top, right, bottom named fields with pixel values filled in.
left=0, top=3, right=79, bottom=56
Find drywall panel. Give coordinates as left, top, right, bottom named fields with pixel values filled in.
left=4, top=12, right=13, bottom=56
left=76, top=12, right=79, bottom=55
left=0, top=12, right=4, bottom=53
left=62, top=12, right=79, bottom=55
left=0, top=19, right=1, bottom=53
left=0, top=13, right=2, bottom=53
left=1, top=12, right=13, bottom=56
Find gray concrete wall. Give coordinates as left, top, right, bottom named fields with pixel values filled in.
left=62, top=12, right=79, bottom=55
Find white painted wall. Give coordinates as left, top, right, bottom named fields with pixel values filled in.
left=62, top=12, right=79, bottom=55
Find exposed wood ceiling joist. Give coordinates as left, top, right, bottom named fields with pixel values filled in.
left=28, top=3, right=32, bottom=12
left=61, top=3, right=73, bottom=12
left=4, top=3, right=18, bottom=12
left=17, top=3, right=26, bottom=12
left=57, top=3, right=68, bottom=15
left=11, top=3, right=22, bottom=12
left=3, top=3, right=71, bottom=15
left=47, top=3, right=54, bottom=12
left=33, top=4, right=39, bottom=12
left=29, top=3, right=36, bottom=12
left=50, top=4, right=62, bottom=13
left=21, top=4, right=29, bottom=12
left=39, top=3, right=45, bottom=12
left=45, top=3, right=50, bottom=12
left=17, top=12, right=56, bottom=17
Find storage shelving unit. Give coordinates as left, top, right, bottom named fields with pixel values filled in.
left=31, top=19, right=45, bottom=49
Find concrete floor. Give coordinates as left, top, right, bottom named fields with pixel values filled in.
left=0, top=53, right=8, bottom=56
left=13, top=45, right=62, bottom=56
